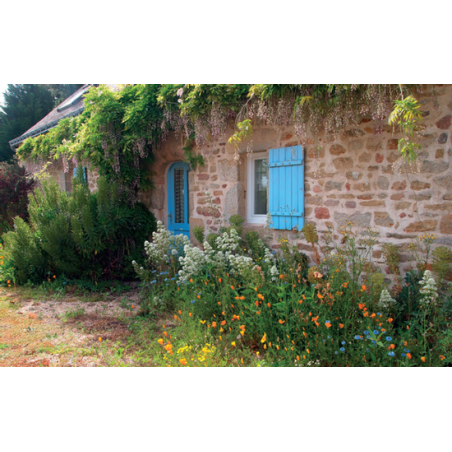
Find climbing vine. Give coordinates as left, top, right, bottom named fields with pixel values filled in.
left=17, top=84, right=426, bottom=196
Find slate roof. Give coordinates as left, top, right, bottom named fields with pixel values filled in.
left=9, top=84, right=92, bottom=149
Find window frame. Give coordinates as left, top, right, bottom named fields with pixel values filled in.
left=247, top=152, right=268, bottom=224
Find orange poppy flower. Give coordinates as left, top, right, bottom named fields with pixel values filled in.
left=189, top=313, right=192, bottom=317
left=98, top=337, right=102, bottom=342
left=164, top=331, right=168, bottom=337
left=164, top=344, right=173, bottom=353
left=268, top=303, right=271, bottom=308
left=261, top=333, right=267, bottom=343
left=306, top=349, right=310, bottom=354
left=314, top=321, right=319, bottom=327
left=381, top=328, right=386, bottom=332
left=212, top=322, right=217, bottom=328
left=362, top=285, right=367, bottom=291
left=317, top=293, right=324, bottom=299
left=157, top=338, right=164, bottom=345
left=220, top=320, right=226, bottom=326
left=180, top=358, right=188, bottom=365
left=197, top=295, right=201, bottom=299
left=363, top=312, right=369, bottom=317
left=388, top=344, right=395, bottom=350
left=162, top=324, right=166, bottom=328
left=278, top=319, right=285, bottom=324
left=298, top=300, right=303, bottom=304
left=174, top=315, right=178, bottom=320
left=439, top=355, right=445, bottom=361
left=219, top=278, right=222, bottom=283
left=406, top=353, right=411, bottom=359
left=276, top=345, right=280, bottom=350
left=190, top=279, right=193, bottom=283
left=255, top=300, right=259, bottom=307
left=258, top=294, right=264, bottom=300
left=231, top=285, right=235, bottom=290
left=280, top=275, right=284, bottom=280
left=370, top=313, right=376, bottom=318
left=407, top=325, right=410, bottom=330
left=256, top=311, right=261, bottom=315
left=388, top=318, right=393, bottom=323
left=178, top=310, right=182, bottom=315
left=339, top=323, right=344, bottom=329
left=421, top=357, right=426, bottom=362
left=342, top=282, right=348, bottom=288
left=239, top=325, right=245, bottom=330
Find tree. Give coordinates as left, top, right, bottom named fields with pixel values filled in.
left=42, top=84, right=84, bottom=106
left=0, top=84, right=55, bottom=162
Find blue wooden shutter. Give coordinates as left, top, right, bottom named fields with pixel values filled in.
left=268, top=145, right=304, bottom=230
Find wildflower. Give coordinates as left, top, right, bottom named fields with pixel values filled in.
left=261, top=333, right=267, bottom=343
left=373, top=330, right=378, bottom=335
left=189, top=313, right=192, bottom=317
left=307, top=349, right=310, bottom=354
left=178, top=310, right=182, bottom=315
left=317, top=293, right=323, bottom=300
left=164, top=344, right=173, bottom=353
left=278, top=319, right=285, bottom=324
left=388, top=318, right=393, bottom=323
left=364, top=330, right=369, bottom=335
left=98, top=337, right=102, bottom=342
left=388, top=351, right=395, bottom=357
left=212, top=322, right=217, bottom=328
left=354, top=335, right=360, bottom=340
left=339, top=323, right=344, bottom=329
left=258, top=294, right=264, bottom=300
left=439, top=355, right=445, bottom=361
left=180, top=358, right=188, bottom=365
left=342, top=283, right=348, bottom=288
left=231, top=342, right=236, bottom=347
left=280, top=275, right=284, bottom=280
left=231, top=285, right=234, bottom=290
left=340, top=347, right=345, bottom=352
left=197, top=295, right=201, bottom=299
left=53, top=275, right=56, bottom=279
left=407, top=353, right=412, bottom=359
left=388, top=344, right=395, bottom=350
left=220, top=320, right=226, bottom=326
left=200, top=320, right=206, bottom=324
left=7, top=280, right=10, bottom=284
left=325, top=321, right=332, bottom=328
left=361, top=285, right=366, bottom=291
left=255, top=300, right=259, bottom=307
left=421, top=357, right=426, bottom=362
left=370, top=313, right=376, bottom=318
left=219, top=278, right=222, bottom=283
left=363, top=312, right=369, bottom=317
left=386, top=337, right=392, bottom=342
left=157, top=338, right=163, bottom=345
left=276, top=345, right=280, bottom=350
left=190, top=279, right=193, bottom=283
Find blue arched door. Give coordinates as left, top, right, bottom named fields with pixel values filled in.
left=167, top=162, right=190, bottom=239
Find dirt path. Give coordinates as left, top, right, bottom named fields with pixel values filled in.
left=0, top=286, right=148, bottom=367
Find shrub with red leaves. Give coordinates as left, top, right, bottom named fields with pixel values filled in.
left=0, top=161, right=35, bottom=236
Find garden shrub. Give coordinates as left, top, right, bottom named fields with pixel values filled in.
left=0, top=161, right=35, bottom=243
left=2, top=169, right=156, bottom=285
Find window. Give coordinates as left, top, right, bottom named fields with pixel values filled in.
left=247, top=153, right=268, bottom=224
left=268, top=145, right=305, bottom=231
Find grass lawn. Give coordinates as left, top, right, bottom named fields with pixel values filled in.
left=0, top=285, right=259, bottom=367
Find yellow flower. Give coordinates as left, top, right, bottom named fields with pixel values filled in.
left=231, top=342, right=236, bottom=347
left=157, top=338, right=164, bottom=345
left=180, top=358, right=188, bottom=365
left=200, top=320, right=206, bottom=324
left=261, top=333, right=267, bottom=343
left=98, top=337, right=102, bottom=342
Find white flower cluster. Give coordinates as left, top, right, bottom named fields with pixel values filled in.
left=228, top=254, right=257, bottom=277
left=144, top=221, right=189, bottom=266
left=379, top=288, right=396, bottom=307
left=178, top=244, right=210, bottom=282
left=215, top=228, right=241, bottom=253
left=419, top=269, right=438, bottom=305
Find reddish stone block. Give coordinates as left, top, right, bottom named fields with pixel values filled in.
left=315, top=207, right=330, bottom=219
left=376, top=153, right=384, bottom=163
left=197, top=174, right=210, bottom=181
left=436, top=115, right=452, bottom=130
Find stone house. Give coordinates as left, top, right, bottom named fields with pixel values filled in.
left=10, top=84, right=452, bottom=273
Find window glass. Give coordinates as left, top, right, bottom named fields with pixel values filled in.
left=254, top=159, right=268, bottom=215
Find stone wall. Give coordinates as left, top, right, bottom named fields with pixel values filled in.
left=21, top=85, right=452, bottom=274
left=147, top=84, right=452, bottom=273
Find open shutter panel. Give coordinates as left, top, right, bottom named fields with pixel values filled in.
left=268, top=145, right=304, bottom=230
left=58, top=171, right=67, bottom=191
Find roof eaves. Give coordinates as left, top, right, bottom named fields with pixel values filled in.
left=9, top=105, right=85, bottom=149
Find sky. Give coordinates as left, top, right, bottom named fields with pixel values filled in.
left=0, top=81, right=9, bottom=108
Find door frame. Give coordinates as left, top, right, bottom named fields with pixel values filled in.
left=167, top=161, right=190, bottom=238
